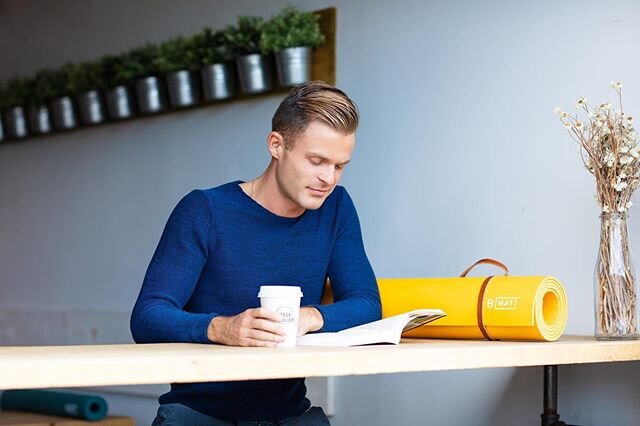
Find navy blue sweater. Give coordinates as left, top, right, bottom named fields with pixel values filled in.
left=130, top=181, right=381, bottom=421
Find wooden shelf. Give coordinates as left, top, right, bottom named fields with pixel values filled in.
left=1, top=336, right=639, bottom=390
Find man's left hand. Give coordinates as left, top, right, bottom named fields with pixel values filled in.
left=297, top=307, right=324, bottom=336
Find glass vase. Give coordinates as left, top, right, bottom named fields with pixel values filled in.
left=594, top=212, right=639, bottom=339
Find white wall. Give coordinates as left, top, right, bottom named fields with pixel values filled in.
left=2, top=0, right=640, bottom=425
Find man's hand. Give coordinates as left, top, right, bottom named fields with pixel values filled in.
left=297, top=307, right=324, bottom=336
left=208, top=308, right=286, bottom=347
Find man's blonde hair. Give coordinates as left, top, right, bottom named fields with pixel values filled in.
left=272, top=81, right=359, bottom=149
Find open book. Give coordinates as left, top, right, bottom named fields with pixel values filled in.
left=296, top=309, right=446, bottom=347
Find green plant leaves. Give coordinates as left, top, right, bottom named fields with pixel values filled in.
left=260, top=6, right=325, bottom=53
left=224, top=16, right=265, bottom=56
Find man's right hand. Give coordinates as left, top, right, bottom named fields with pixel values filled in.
left=207, top=308, right=286, bottom=347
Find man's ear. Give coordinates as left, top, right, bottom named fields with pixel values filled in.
left=267, top=131, right=285, bottom=159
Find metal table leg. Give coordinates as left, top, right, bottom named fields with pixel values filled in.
left=540, top=365, right=582, bottom=426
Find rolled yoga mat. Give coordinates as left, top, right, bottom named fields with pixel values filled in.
left=378, top=259, right=568, bottom=341
left=0, top=389, right=108, bottom=421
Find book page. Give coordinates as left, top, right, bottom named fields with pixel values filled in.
left=296, top=309, right=446, bottom=347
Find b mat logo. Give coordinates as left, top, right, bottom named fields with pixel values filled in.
left=487, top=297, right=518, bottom=310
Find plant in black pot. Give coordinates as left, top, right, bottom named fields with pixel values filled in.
left=101, top=54, right=136, bottom=120
left=49, top=63, right=79, bottom=131
left=260, top=6, right=325, bottom=87
left=68, top=60, right=107, bottom=125
left=125, top=43, right=167, bottom=114
left=1, top=77, right=30, bottom=139
left=192, top=28, right=237, bottom=101
left=224, top=16, right=273, bottom=94
left=154, top=36, right=201, bottom=108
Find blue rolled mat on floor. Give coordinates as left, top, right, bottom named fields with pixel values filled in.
left=0, top=389, right=108, bottom=421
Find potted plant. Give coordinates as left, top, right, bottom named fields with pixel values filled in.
left=0, top=77, right=29, bottom=139
left=101, top=54, right=136, bottom=120
left=24, top=69, right=57, bottom=135
left=126, top=44, right=167, bottom=114
left=192, top=28, right=237, bottom=101
left=260, top=6, right=325, bottom=87
left=68, top=60, right=107, bottom=125
left=154, top=36, right=201, bottom=108
left=224, top=16, right=273, bottom=94
left=49, top=63, right=79, bottom=131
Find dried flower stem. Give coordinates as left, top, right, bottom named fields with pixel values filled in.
left=596, top=214, right=637, bottom=337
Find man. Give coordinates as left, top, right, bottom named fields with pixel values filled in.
left=131, top=81, right=381, bottom=425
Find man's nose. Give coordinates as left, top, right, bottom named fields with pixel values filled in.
left=318, top=166, right=336, bottom=185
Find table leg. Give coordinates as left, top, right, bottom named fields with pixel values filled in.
left=540, top=365, right=582, bottom=426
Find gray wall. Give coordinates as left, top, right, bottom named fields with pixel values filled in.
left=1, top=0, right=640, bottom=425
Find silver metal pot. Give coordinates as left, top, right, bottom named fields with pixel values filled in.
left=236, top=54, right=273, bottom=94
left=275, top=47, right=312, bottom=87
left=201, top=63, right=236, bottom=101
left=3, top=106, right=28, bottom=139
left=77, top=90, right=106, bottom=125
left=50, top=97, right=78, bottom=130
left=135, top=76, right=167, bottom=114
left=27, top=105, right=52, bottom=135
left=166, top=70, right=201, bottom=108
left=105, top=85, right=135, bottom=120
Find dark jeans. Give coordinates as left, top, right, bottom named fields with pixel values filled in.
left=151, top=403, right=331, bottom=426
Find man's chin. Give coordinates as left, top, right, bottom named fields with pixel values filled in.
left=298, top=197, right=327, bottom=211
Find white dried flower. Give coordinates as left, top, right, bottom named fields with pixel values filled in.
left=627, top=201, right=634, bottom=209
left=618, top=206, right=627, bottom=213
left=563, top=122, right=572, bottom=129
left=630, top=147, right=640, bottom=158
left=554, top=107, right=562, bottom=115
left=613, top=181, right=628, bottom=191
left=609, top=81, right=623, bottom=90
left=621, top=145, right=630, bottom=154
left=620, top=172, right=628, bottom=179
left=627, top=116, right=634, bottom=124
left=603, top=205, right=611, bottom=213
left=600, top=103, right=612, bottom=110
left=604, top=152, right=615, bottom=167
left=576, top=97, right=588, bottom=108
left=575, top=121, right=584, bottom=131
left=620, top=155, right=634, bottom=165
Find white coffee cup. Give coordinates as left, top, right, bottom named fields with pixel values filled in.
left=258, top=285, right=303, bottom=348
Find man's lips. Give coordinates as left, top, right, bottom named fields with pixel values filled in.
left=308, top=187, right=329, bottom=195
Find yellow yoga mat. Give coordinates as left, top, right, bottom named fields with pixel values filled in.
left=378, top=259, right=568, bottom=341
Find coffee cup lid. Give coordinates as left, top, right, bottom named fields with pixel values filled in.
left=258, top=285, right=303, bottom=298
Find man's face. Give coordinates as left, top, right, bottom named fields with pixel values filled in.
left=274, top=121, right=355, bottom=211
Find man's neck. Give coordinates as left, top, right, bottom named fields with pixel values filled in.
left=243, top=165, right=305, bottom=218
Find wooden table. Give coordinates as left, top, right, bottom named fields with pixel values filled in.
left=1, top=336, right=638, bottom=425
left=0, top=336, right=638, bottom=390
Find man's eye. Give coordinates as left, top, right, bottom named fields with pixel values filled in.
left=309, top=159, right=322, bottom=165
left=335, top=164, right=345, bottom=171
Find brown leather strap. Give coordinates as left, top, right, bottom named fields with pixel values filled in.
left=459, top=258, right=509, bottom=278
left=460, top=259, right=509, bottom=341
left=477, top=275, right=495, bottom=341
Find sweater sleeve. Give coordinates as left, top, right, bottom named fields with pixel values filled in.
left=130, top=190, right=218, bottom=344
left=311, top=189, right=382, bottom=332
